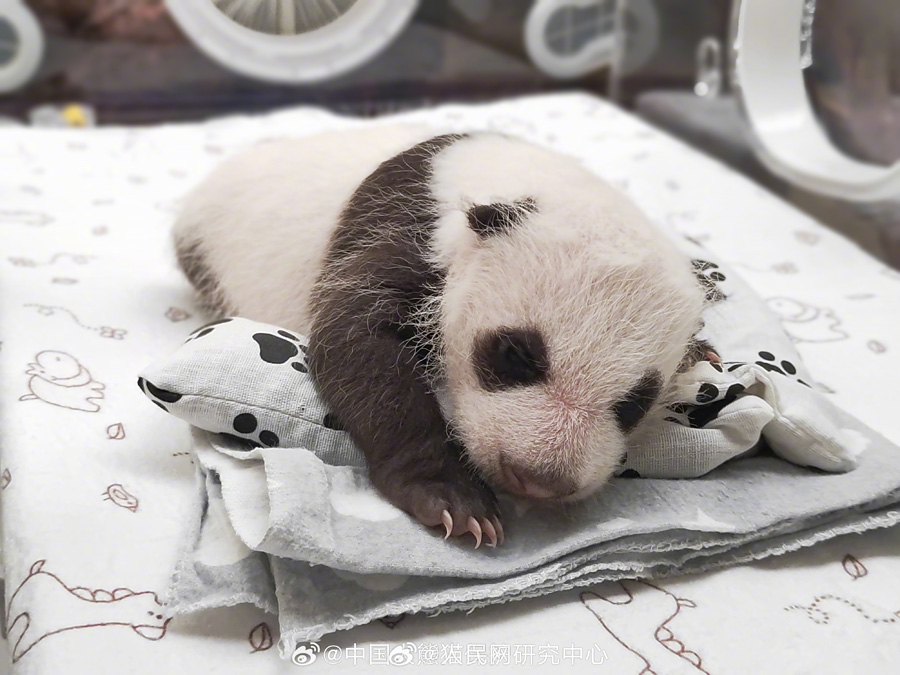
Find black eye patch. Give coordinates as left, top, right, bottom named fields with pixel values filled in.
left=612, top=371, right=663, bottom=432
left=472, top=328, right=549, bottom=391
left=466, top=198, right=537, bottom=238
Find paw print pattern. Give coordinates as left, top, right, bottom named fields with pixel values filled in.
left=185, top=318, right=233, bottom=343
left=614, top=450, right=641, bottom=477
left=230, top=412, right=280, bottom=448
left=665, top=382, right=746, bottom=429
left=718, top=352, right=809, bottom=386
left=137, top=377, right=182, bottom=412
left=322, top=413, right=344, bottom=431
left=251, top=330, right=309, bottom=374
left=754, top=351, right=811, bottom=387
left=667, top=349, right=812, bottom=429
left=691, top=260, right=726, bottom=303
left=138, top=373, right=282, bottom=449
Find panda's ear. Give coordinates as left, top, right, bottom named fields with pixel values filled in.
left=466, top=198, right=536, bottom=238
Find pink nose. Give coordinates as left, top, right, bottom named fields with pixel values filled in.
left=500, top=459, right=575, bottom=499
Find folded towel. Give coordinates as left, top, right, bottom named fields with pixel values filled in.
left=175, top=424, right=899, bottom=659
left=140, top=233, right=900, bottom=659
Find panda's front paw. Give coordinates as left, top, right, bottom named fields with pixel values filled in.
left=678, top=337, right=721, bottom=373
left=372, top=461, right=503, bottom=547
left=408, top=478, right=503, bottom=548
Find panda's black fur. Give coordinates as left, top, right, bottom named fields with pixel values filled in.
left=308, top=133, right=504, bottom=539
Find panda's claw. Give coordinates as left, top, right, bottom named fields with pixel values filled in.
left=481, top=517, right=498, bottom=547
left=491, top=516, right=505, bottom=546
left=378, top=460, right=502, bottom=546
left=467, top=516, right=483, bottom=548
left=441, top=510, right=453, bottom=539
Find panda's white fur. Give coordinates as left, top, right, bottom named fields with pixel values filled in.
left=423, top=135, right=702, bottom=499
left=174, top=125, right=435, bottom=331
left=173, top=125, right=705, bottom=536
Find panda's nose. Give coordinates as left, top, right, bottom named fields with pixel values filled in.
left=499, top=456, right=576, bottom=499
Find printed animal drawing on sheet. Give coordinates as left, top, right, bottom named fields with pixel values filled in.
left=842, top=554, right=868, bottom=580
left=24, top=304, right=127, bottom=340
left=5, top=560, right=169, bottom=663
left=785, top=595, right=899, bottom=626
left=165, top=307, right=192, bottom=322
left=107, top=423, right=126, bottom=440
left=785, top=553, right=899, bottom=627
left=249, top=622, right=274, bottom=653
left=103, top=484, right=139, bottom=512
left=766, top=297, right=849, bottom=343
left=20, top=351, right=105, bottom=412
left=8, top=252, right=95, bottom=268
left=0, top=210, right=54, bottom=227
left=867, top=340, right=887, bottom=354
left=581, top=580, right=709, bottom=674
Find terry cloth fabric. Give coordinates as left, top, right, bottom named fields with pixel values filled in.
left=137, top=230, right=900, bottom=659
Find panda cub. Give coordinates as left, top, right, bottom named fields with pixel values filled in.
left=173, top=126, right=707, bottom=547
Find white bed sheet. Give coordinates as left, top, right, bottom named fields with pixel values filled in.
left=1, top=93, right=899, bottom=674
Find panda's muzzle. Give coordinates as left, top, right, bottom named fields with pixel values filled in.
left=498, top=455, right=577, bottom=500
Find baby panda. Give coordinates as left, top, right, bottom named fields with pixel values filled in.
left=173, top=126, right=707, bottom=547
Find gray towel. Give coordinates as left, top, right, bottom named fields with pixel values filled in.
left=142, top=239, right=900, bottom=659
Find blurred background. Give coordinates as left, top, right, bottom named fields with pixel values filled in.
left=2, top=0, right=898, bottom=266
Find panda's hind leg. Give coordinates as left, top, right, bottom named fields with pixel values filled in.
left=173, top=237, right=231, bottom=316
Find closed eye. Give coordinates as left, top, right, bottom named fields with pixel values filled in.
left=612, top=370, right=662, bottom=432
left=473, top=328, right=549, bottom=391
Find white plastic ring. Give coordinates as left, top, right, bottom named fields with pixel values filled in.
left=165, top=0, right=418, bottom=84
left=525, top=0, right=618, bottom=80
left=0, top=0, right=44, bottom=94
left=732, top=0, right=900, bottom=202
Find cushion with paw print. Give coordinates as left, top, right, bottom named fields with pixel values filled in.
left=138, top=317, right=365, bottom=468
left=617, top=236, right=862, bottom=479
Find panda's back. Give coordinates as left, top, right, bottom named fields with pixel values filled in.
left=172, top=124, right=434, bottom=332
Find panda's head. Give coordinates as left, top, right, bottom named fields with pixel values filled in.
left=425, top=136, right=705, bottom=501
